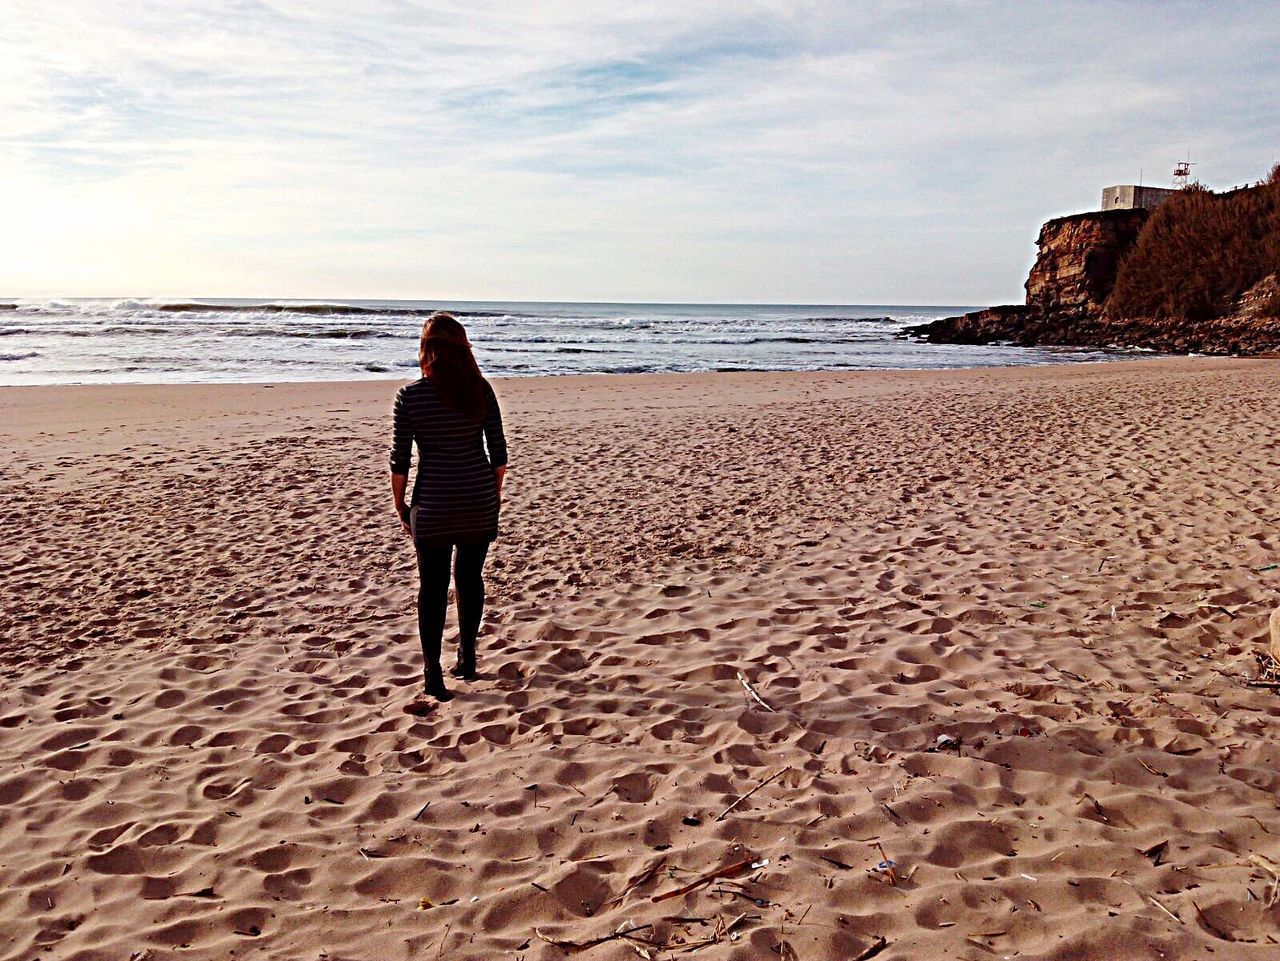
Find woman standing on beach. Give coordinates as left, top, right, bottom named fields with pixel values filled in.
left=389, top=312, right=508, bottom=702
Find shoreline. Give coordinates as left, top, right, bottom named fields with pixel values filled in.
left=0, top=345, right=1165, bottom=392
left=0, top=356, right=1225, bottom=453
left=0, top=352, right=1236, bottom=391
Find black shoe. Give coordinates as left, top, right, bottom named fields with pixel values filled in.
left=452, top=643, right=476, bottom=680
left=424, top=668, right=454, bottom=702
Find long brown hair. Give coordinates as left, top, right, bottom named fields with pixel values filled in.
left=418, top=312, right=488, bottom=422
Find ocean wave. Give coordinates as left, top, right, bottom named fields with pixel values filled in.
left=15, top=300, right=81, bottom=314
left=793, top=321, right=896, bottom=330
left=242, top=327, right=397, bottom=339
left=739, top=335, right=860, bottom=344
left=101, top=325, right=178, bottom=335
left=143, top=302, right=521, bottom=319
left=14, top=299, right=530, bottom=320
left=596, top=363, right=659, bottom=374
left=27, top=323, right=401, bottom=340
left=0, top=350, right=39, bottom=361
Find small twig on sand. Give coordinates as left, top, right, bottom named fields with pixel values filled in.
left=652, top=858, right=765, bottom=903
left=737, top=671, right=776, bottom=713
left=535, top=923, right=654, bottom=951
left=413, top=802, right=430, bottom=821
left=682, top=914, right=754, bottom=955
left=1193, top=901, right=1235, bottom=941
left=1246, top=815, right=1274, bottom=835
left=851, top=935, right=889, bottom=961
left=1079, top=793, right=1108, bottom=822
left=1246, top=854, right=1280, bottom=908
left=1121, top=879, right=1182, bottom=924
left=1244, top=679, right=1280, bottom=689
left=1248, top=853, right=1280, bottom=876
left=716, top=768, right=790, bottom=822
left=874, top=842, right=897, bottom=886
left=606, top=855, right=667, bottom=908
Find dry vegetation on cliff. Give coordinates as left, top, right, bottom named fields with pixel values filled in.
left=1107, top=168, right=1280, bottom=322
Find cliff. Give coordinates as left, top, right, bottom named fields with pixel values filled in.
left=1024, top=209, right=1148, bottom=320
left=905, top=207, right=1151, bottom=349
left=906, top=171, right=1280, bottom=355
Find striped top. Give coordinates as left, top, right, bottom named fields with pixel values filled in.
left=390, top=378, right=508, bottom=546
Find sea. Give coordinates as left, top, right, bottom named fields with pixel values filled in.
left=0, top=298, right=1131, bottom=385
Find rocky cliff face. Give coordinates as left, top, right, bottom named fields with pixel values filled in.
left=905, top=208, right=1147, bottom=348
left=904, top=204, right=1280, bottom=354
left=1024, top=209, right=1148, bottom=320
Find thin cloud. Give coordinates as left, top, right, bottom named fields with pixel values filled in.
left=0, top=1, right=1277, bottom=301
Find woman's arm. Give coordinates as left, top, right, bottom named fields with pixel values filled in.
left=389, top=388, right=413, bottom=536
left=389, top=471, right=411, bottom=536
left=483, top=383, right=509, bottom=505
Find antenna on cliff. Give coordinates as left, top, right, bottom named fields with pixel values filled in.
left=1173, top=151, right=1194, bottom=189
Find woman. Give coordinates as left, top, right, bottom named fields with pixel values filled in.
left=389, top=312, right=508, bottom=702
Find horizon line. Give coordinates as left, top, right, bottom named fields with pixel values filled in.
left=2, top=295, right=983, bottom=310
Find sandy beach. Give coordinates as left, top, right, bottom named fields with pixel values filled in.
left=4, top=358, right=1280, bottom=960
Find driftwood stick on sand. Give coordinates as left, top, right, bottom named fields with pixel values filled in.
left=535, top=922, right=654, bottom=950
left=651, top=857, right=764, bottom=903
left=716, top=767, right=790, bottom=822
left=737, top=671, right=776, bottom=713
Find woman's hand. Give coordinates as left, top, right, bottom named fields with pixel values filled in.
left=390, top=472, right=412, bottom=538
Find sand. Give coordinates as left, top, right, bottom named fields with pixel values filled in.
left=2, top=358, right=1280, bottom=960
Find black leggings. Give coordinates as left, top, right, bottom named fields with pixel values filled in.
left=415, top=542, right=490, bottom=670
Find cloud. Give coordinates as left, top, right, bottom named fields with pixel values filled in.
left=1, top=0, right=1277, bottom=301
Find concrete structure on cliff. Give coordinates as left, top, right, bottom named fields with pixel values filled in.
left=1100, top=184, right=1177, bottom=211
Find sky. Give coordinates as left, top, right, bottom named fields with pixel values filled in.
left=1, top=1, right=1277, bottom=305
